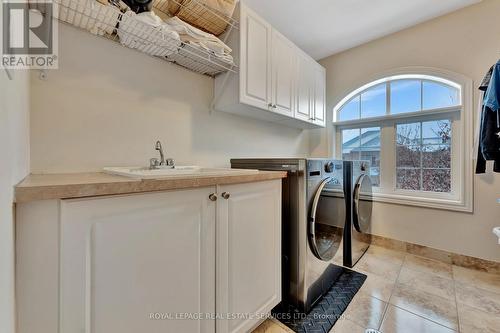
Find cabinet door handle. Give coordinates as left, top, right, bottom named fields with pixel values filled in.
left=209, top=193, right=218, bottom=201
left=273, top=104, right=277, bottom=108
left=268, top=103, right=273, bottom=108
left=222, top=192, right=230, bottom=199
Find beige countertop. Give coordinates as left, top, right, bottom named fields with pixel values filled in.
left=15, top=170, right=287, bottom=203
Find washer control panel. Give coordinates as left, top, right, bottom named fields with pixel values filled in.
left=306, top=159, right=343, bottom=192
left=324, top=161, right=334, bottom=173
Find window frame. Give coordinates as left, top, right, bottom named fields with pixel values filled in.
left=332, top=68, right=473, bottom=212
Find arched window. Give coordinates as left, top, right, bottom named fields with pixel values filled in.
left=333, top=71, right=472, bottom=211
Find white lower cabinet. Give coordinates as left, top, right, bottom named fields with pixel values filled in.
left=216, top=181, right=282, bottom=333
left=16, top=180, right=281, bottom=333
left=60, top=188, right=216, bottom=333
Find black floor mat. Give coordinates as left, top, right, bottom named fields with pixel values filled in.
left=271, top=268, right=367, bottom=333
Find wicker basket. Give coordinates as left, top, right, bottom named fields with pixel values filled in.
left=152, top=0, right=180, bottom=19
left=154, top=0, right=235, bottom=36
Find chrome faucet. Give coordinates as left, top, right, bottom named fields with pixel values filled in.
left=155, top=141, right=165, bottom=165
left=150, top=140, right=175, bottom=169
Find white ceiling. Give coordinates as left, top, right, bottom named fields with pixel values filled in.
left=242, top=0, right=481, bottom=60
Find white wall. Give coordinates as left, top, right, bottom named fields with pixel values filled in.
left=0, top=68, right=30, bottom=333
left=30, top=24, right=309, bottom=173
left=316, top=0, right=500, bottom=262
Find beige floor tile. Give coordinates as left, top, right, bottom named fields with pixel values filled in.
left=365, top=245, right=406, bottom=265
left=380, top=305, right=456, bottom=333
left=359, top=272, right=396, bottom=302
left=354, top=254, right=402, bottom=282
left=455, top=281, right=500, bottom=315
left=397, top=267, right=455, bottom=300
left=452, top=265, right=500, bottom=294
left=329, top=318, right=365, bottom=333
left=343, top=292, right=387, bottom=330
left=403, top=254, right=453, bottom=279
left=389, top=284, right=458, bottom=330
left=252, top=319, right=293, bottom=333
left=457, top=302, right=500, bottom=333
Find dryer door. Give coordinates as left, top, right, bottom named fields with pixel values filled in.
left=309, top=178, right=344, bottom=261
left=353, top=174, right=373, bottom=234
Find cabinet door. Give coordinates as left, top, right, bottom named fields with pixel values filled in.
left=240, top=4, right=272, bottom=110
left=271, top=30, right=295, bottom=117
left=60, top=188, right=216, bottom=333
left=216, top=180, right=282, bottom=333
left=313, top=65, right=326, bottom=126
left=295, top=52, right=313, bottom=122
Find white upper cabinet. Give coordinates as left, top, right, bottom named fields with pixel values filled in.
left=214, top=3, right=326, bottom=129
left=239, top=4, right=272, bottom=110
left=295, top=51, right=314, bottom=122
left=313, top=64, right=326, bottom=126
left=295, top=52, right=326, bottom=126
left=271, top=30, right=296, bottom=117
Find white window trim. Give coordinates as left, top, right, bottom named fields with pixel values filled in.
left=332, top=67, right=473, bottom=212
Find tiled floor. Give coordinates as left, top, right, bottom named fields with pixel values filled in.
left=252, top=245, right=500, bottom=333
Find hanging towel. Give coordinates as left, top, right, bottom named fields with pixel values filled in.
left=476, top=61, right=500, bottom=173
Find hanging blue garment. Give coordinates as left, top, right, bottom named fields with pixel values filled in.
left=484, top=61, right=500, bottom=112
left=476, top=60, right=500, bottom=174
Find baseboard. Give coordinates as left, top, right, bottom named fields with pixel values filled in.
left=370, top=234, right=500, bottom=274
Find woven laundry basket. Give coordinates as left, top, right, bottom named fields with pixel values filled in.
left=152, top=0, right=181, bottom=19
left=154, top=0, right=235, bottom=36
left=176, top=0, right=235, bottom=36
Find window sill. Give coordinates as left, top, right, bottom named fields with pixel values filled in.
left=371, top=192, right=472, bottom=213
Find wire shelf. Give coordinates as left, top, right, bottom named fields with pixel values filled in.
left=31, top=0, right=237, bottom=77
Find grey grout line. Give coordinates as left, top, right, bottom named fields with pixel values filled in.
left=389, top=302, right=459, bottom=332
left=386, top=252, right=460, bottom=332
left=358, top=249, right=462, bottom=332
left=377, top=252, right=406, bottom=331
left=394, top=254, right=457, bottom=331
left=452, top=267, right=462, bottom=333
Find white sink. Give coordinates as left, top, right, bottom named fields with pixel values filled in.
left=494, top=227, right=500, bottom=245
left=103, top=166, right=259, bottom=179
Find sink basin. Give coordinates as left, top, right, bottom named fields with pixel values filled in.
left=103, top=166, right=259, bottom=179
left=103, top=166, right=201, bottom=179
left=494, top=227, right=500, bottom=245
